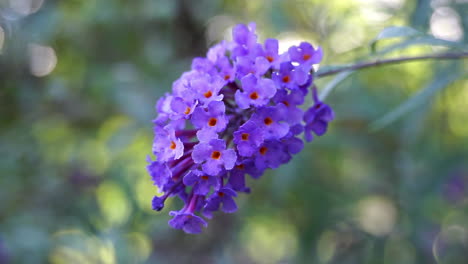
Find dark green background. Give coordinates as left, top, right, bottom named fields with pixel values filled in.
left=1, top=0, right=467, bottom=263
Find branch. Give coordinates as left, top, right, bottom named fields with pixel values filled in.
left=315, top=52, right=468, bottom=78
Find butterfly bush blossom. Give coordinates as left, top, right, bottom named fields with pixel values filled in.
left=148, top=23, right=334, bottom=234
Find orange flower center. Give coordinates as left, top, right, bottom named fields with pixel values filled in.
left=224, top=74, right=231, bottom=80
left=249, top=92, right=259, bottom=100
left=208, top=118, right=217, bottom=127
left=211, top=151, right=221, bottom=159
left=201, top=175, right=209, bottom=180
left=282, top=100, right=289, bottom=107
left=264, top=117, right=273, bottom=125
left=169, top=141, right=176, bottom=150
left=259, top=146, right=268, bottom=155
left=241, top=133, right=249, bottom=140
left=204, top=90, right=213, bottom=98
left=282, top=76, right=290, bottom=83
left=184, top=107, right=191, bottom=115
left=218, top=192, right=225, bottom=197
left=236, top=164, right=245, bottom=170
left=303, top=54, right=311, bottom=60
left=266, top=56, right=274, bottom=62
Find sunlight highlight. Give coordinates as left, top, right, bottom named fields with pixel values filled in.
left=28, top=44, right=57, bottom=77
left=9, top=0, right=44, bottom=16
left=357, top=196, right=397, bottom=236
left=430, top=7, right=463, bottom=42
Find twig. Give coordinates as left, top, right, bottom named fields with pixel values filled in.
left=315, top=52, right=468, bottom=78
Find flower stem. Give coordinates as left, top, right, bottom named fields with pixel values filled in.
left=315, top=52, right=468, bottom=78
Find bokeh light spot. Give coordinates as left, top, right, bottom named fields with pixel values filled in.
left=50, top=229, right=116, bottom=264
left=330, top=23, right=364, bottom=53
left=206, top=15, right=235, bottom=44
left=125, top=232, right=152, bottom=262
left=135, top=175, right=159, bottom=212
left=276, top=32, right=305, bottom=54
left=9, top=0, right=44, bottom=16
left=96, top=181, right=131, bottom=227
left=356, top=196, right=397, bottom=236
left=430, top=7, right=463, bottom=42
left=317, top=230, right=337, bottom=263
left=28, top=44, right=57, bottom=77
left=0, top=26, right=4, bottom=53
left=433, top=225, right=468, bottom=264
left=241, top=216, right=298, bottom=264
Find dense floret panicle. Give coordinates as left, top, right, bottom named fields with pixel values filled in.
left=148, top=23, right=334, bottom=233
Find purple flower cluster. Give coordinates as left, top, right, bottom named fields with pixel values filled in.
left=148, top=23, right=334, bottom=234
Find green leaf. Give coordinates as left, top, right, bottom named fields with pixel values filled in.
left=370, top=26, right=422, bottom=52
left=319, top=71, right=354, bottom=101
left=376, top=36, right=467, bottom=55
left=369, top=64, right=463, bottom=131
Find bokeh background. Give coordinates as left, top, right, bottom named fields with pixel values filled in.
left=1, top=0, right=467, bottom=263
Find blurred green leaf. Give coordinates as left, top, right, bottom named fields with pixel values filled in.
left=376, top=36, right=467, bottom=55
left=369, top=64, right=463, bottom=131
left=319, top=71, right=354, bottom=101
left=370, top=26, right=422, bottom=52
left=371, top=26, right=467, bottom=55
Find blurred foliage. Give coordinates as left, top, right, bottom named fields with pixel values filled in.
left=1, top=0, right=468, bottom=263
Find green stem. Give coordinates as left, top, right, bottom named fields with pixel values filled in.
left=315, top=52, right=468, bottom=78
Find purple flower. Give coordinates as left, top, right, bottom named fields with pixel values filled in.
left=288, top=42, right=323, bottom=71
left=282, top=135, right=304, bottom=154
left=261, top=38, right=286, bottom=69
left=169, top=210, right=208, bottom=234
left=207, top=41, right=228, bottom=63
left=148, top=22, right=334, bottom=234
left=204, top=187, right=238, bottom=216
left=231, top=23, right=258, bottom=58
left=206, top=41, right=236, bottom=82
left=152, top=195, right=166, bottom=211
left=183, top=170, right=219, bottom=195
left=147, top=160, right=172, bottom=188
left=216, top=56, right=236, bottom=83
left=227, top=160, right=263, bottom=192
left=153, top=94, right=174, bottom=124
left=272, top=89, right=305, bottom=125
left=152, top=126, right=184, bottom=162
left=235, top=56, right=270, bottom=78
left=192, top=139, right=237, bottom=176
left=250, top=105, right=289, bottom=140
left=289, top=123, right=305, bottom=136
left=169, top=96, right=197, bottom=120
left=191, top=75, right=225, bottom=106
left=196, top=128, right=219, bottom=143
left=233, top=23, right=257, bottom=47
left=233, top=120, right=264, bottom=157
left=191, top=57, right=215, bottom=73
left=191, top=101, right=228, bottom=132
left=227, top=167, right=250, bottom=193
left=303, top=90, right=335, bottom=142
left=235, top=74, right=276, bottom=109
left=272, top=62, right=309, bottom=90
left=254, top=140, right=291, bottom=170
left=172, top=71, right=202, bottom=101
